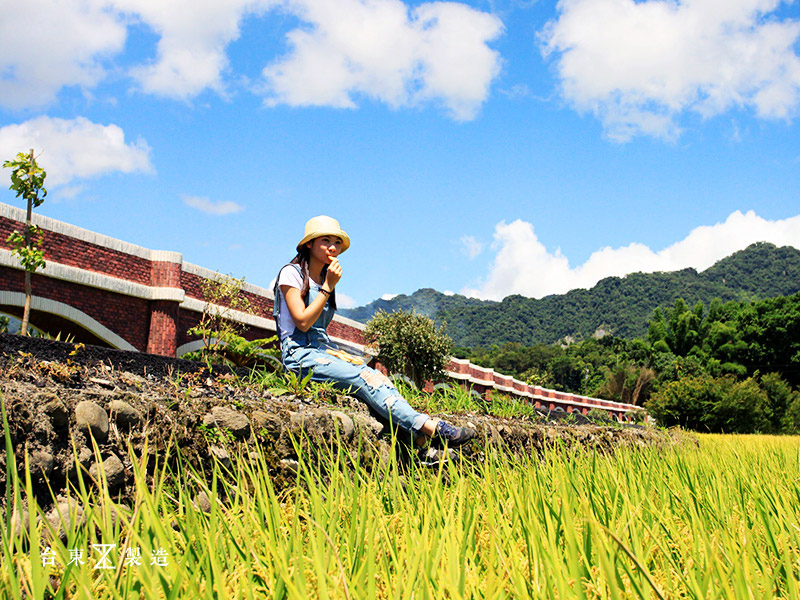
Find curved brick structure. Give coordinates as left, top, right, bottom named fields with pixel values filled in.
left=0, top=202, right=639, bottom=420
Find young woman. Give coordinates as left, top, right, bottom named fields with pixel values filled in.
left=274, top=215, right=475, bottom=447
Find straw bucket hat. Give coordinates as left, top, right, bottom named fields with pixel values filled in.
left=297, top=215, right=350, bottom=253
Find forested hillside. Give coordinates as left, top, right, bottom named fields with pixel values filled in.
left=454, top=291, right=800, bottom=434
left=341, top=243, right=800, bottom=347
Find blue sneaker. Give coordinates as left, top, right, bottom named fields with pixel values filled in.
left=434, top=421, right=476, bottom=447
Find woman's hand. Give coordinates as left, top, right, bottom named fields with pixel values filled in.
left=325, top=257, right=342, bottom=290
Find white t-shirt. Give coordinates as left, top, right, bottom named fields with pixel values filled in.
left=277, top=264, right=323, bottom=340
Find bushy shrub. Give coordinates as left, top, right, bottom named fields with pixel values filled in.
left=760, top=372, right=796, bottom=432
left=587, top=407, right=612, bottom=423
left=646, top=375, right=770, bottom=433
left=783, top=392, right=800, bottom=434
left=626, top=408, right=647, bottom=424
left=364, top=310, right=453, bottom=389
left=185, top=273, right=280, bottom=369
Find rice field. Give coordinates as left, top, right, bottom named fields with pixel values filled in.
left=3, top=431, right=799, bottom=599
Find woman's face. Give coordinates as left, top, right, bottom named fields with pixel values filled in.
left=307, top=235, right=343, bottom=264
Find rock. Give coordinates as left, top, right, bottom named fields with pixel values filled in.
left=89, top=455, right=125, bottom=489
left=78, top=446, right=93, bottom=468
left=195, top=491, right=212, bottom=513
left=203, top=407, right=250, bottom=439
left=108, top=400, right=141, bottom=428
left=421, top=447, right=445, bottom=466
left=288, top=411, right=305, bottom=428
left=119, top=372, right=147, bottom=388
left=353, top=414, right=384, bottom=437
left=74, top=401, right=109, bottom=443
left=89, top=377, right=115, bottom=389
left=375, top=440, right=392, bottom=468
left=331, top=411, right=355, bottom=439
left=252, top=410, right=282, bottom=437
left=108, top=503, right=131, bottom=530
left=29, top=449, right=54, bottom=477
left=209, top=445, right=232, bottom=470
left=280, top=458, right=299, bottom=477
left=40, top=395, right=69, bottom=428
left=45, top=499, right=85, bottom=543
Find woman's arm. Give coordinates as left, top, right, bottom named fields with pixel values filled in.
left=280, top=258, right=342, bottom=331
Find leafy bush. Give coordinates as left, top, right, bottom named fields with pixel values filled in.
left=364, top=309, right=453, bottom=389
left=646, top=375, right=770, bottom=433
left=185, top=273, right=280, bottom=369
left=626, top=408, right=647, bottom=423
left=759, top=372, right=796, bottom=432
left=783, top=392, right=800, bottom=434
left=184, top=332, right=280, bottom=369
left=587, top=408, right=612, bottom=423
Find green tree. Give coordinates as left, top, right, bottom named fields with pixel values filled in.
left=4, top=149, right=47, bottom=336
left=646, top=374, right=770, bottom=433
left=783, top=391, right=800, bottom=434
left=364, top=309, right=453, bottom=389
left=598, top=361, right=655, bottom=406
left=185, top=273, right=278, bottom=368
left=760, top=372, right=797, bottom=432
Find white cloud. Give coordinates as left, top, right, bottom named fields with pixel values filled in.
left=53, top=185, right=87, bottom=200
left=459, top=234, right=483, bottom=259
left=381, top=293, right=399, bottom=301
left=0, top=0, right=127, bottom=109
left=0, top=0, right=501, bottom=115
left=182, top=195, right=244, bottom=215
left=463, top=211, right=800, bottom=300
left=0, top=0, right=273, bottom=106
left=0, top=116, right=153, bottom=187
left=116, top=0, right=273, bottom=98
left=541, top=0, right=800, bottom=141
left=261, top=0, right=504, bottom=120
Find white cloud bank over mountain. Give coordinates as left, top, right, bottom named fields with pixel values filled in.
left=463, top=210, right=800, bottom=300
left=542, top=0, right=800, bottom=141
left=0, top=117, right=153, bottom=187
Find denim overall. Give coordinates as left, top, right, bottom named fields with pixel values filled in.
left=275, top=267, right=429, bottom=434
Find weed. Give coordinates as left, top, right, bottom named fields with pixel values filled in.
left=587, top=407, right=613, bottom=423
left=310, top=380, right=339, bottom=404
left=165, top=367, right=207, bottom=404
left=37, top=359, right=78, bottom=384
left=270, top=369, right=314, bottom=398
left=487, top=392, right=538, bottom=419
left=198, top=422, right=235, bottom=445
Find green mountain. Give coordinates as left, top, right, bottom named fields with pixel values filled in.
left=341, top=242, right=800, bottom=347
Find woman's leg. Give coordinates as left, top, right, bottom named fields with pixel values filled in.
left=283, top=347, right=476, bottom=445
left=284, top=347, right=429, bottom=434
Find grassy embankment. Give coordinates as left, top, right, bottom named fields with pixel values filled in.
left=3, top=389, right=799, bottom=600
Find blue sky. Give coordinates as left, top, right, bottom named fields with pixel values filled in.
left=1, top=0, right=799, bottom=308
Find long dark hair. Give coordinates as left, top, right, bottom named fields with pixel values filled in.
left=290, top=246, right=337, bottom=310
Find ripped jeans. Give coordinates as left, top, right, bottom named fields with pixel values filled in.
left=281, top=344, right=430, bottom=434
